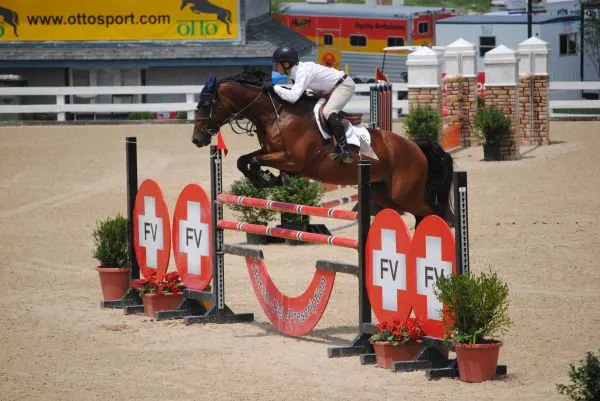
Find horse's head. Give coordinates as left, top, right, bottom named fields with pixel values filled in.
left=192, top=71, right=270, bottom=148
left=192, top=75, right=227, bottom=147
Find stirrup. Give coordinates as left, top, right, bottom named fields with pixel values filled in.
left=329, top=148, right=353, bottom=164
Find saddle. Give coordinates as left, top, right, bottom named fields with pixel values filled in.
left=317, top=102, right=364, bottom=136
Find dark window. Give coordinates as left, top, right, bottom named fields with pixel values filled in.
left=350, top=34, right=367, bottom=47
left=418, top=21, right=429, bottom=34
left=323, top=33, right=333, bottom=46
left=387, top=36, right=405, bottom=47
left=479, top=36, right=496, bottom=57
left=559, top=33, right=577, bottom=55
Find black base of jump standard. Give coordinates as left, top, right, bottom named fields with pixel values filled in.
left=357, top=331, right=508, bottom=380
left=101, top=288, right=142, bottom=311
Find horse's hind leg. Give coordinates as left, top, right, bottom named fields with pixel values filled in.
left=370, top=182, right=403, bottom=217
left=218, top=11, right=231, bottom=34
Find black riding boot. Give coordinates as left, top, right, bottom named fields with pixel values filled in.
left=327, top=113, right=353, bottom=164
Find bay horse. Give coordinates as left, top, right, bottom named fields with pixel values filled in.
left=191, top=71, right=455, bottom=226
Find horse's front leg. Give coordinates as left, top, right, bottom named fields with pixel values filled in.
left=251, top=151, right=305, bottom=186
left=237, top=149, right=271, bottom=188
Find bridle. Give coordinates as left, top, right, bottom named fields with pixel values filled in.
left=194, top=82, right=282, bottom=138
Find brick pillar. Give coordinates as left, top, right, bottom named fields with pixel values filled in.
left=406, top=47, right=443, bottom=138
left=518, top=37, right=550, bottom=145
left=484, top=45, right=520, bottom=161
left=408, top=88, right=441, bottom=112
left=442, top=38, right=479, bottom=147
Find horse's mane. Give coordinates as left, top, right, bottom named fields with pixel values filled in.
left=220, top=70, right=268, bottom=88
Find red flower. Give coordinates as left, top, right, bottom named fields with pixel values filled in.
left=130, top=270, right=185, bottom=297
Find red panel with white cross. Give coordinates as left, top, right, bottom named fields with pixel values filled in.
left=172, top=183, right=213, bottom=291
left=366, top=209, right=456, bottom=339
left=365, top=209, right=413, bottom=324
left=133, top=179, right=171, bottom=280
left=406, top=215, right=456, bottom=338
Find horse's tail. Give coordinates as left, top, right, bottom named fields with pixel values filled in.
left=414, top=139, right=455, bottom=226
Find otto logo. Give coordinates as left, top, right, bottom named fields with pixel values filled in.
left=0, top=6, right=20, bottom=38
left=176, top=19, right=220, bottom=36
left=179, top=0, right=232, bottom=36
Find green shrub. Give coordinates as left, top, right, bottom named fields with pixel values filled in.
left=226, top=178, right=277, bottom=225
left=92, top=213, right=130, bottom=268
left=128, top=112, right=154, bottom=120
left=474, top=106, right=511, bottom=145
left=477, top=95, right=486, bottom=110
left=176, top=111, right=188, bottom=120
left=433, top=269, right=512, bottom=345
left=403, top=105, right=441, bottom=142
left=556, top=350, right=600, bottom=401
left=270, top=176, right=323, bottom=226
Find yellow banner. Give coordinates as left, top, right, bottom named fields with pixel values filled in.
left=0, top=0, right=240, bottom=42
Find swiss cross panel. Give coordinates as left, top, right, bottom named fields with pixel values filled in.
left=366, top=209, right=456, bottom=338
left=172, top=184, right=213, bottom=291
left=133, top=179, right=171, bottom=279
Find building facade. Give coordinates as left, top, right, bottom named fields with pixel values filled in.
left=0, top=0, right=314, bottom=119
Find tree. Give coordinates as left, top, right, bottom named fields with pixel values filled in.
left=582, top=2, right=600, bottom=80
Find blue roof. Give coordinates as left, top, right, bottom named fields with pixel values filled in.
left=280, top=2, right=451, bottom=18
left=436, top=14, right=579, bottom=24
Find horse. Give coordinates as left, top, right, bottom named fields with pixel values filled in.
left=191, top=71, right=455, bottom=227
left=180, top=0, right=232, bottom=35
left=0, top=6, right=19, bottom=37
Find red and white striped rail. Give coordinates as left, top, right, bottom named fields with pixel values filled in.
left=217, top=220, right=359, bottom=249
left=217, top=194, right=359, bottom=221
left=320, top=194, right=359, bottom=209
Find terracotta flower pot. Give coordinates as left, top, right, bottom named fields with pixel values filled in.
left=96, top=267, right=130, bottom=301
left=453, top=340, right=503, bottom=383
left=372, top=341, right=424, bottom=369
left=142, top=292, right=185, bottom=317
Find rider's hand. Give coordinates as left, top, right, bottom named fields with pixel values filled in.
left=264, top=82, right=274, bottom=91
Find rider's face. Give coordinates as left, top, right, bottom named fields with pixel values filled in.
left=273, top=63, right=285, bottom=74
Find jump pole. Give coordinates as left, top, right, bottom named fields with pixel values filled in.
left=181, top=145, right=374, bottom=354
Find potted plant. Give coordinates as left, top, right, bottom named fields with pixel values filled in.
left=433, top=269, right=512, bottom=383
left=474, top=106, right=512, bottom=161
left=369, top=316, right=426, bottom=369
left=403, top=105, right=442, bottom=143
left=92, top=213, right=130, bottom=301
left=225, top=177, right=278, bottom=244
left=131, top=271, right=186, bottom=317
left=556, top=349, right=600, bottom=400
left=270, top=176, right=323, bottom=245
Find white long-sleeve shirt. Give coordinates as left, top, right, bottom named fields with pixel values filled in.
left=273, top=61, right=346, bottom=104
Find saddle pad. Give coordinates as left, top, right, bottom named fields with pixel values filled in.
left=313, top=98, right=371, bottom=149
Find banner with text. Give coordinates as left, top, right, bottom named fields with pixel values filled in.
left=0, top=0, right=240, bottom=42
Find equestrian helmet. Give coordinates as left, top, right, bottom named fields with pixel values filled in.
left=272, top=47, right=299, bottom=65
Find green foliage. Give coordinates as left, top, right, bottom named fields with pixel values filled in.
left=403, top=105, right=441, bottom=142
left=583, top=3, right=600, bottom=80
left=477, top=95, right=486, bottom=110
left=176, top=111, right=188, bottom=120
left=271, top=0, right=291, bottom=14
left=474, top=106, right=511, bottom=145
left=226, top=178, right=278, bottom=224
left=92, top=213, right=130, bottom=268
left=433, top=269, right=512, bottom=345
left=128, top=112, right=154, bottom=120
left=270, top=176, right=323, bottom=226
left=556, top=350, right=600, bottom=401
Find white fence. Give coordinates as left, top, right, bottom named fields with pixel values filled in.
left=0, top=81, right=598, bottom=122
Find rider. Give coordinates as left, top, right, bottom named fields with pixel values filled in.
left=268, top=46, right=355, bottom=164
